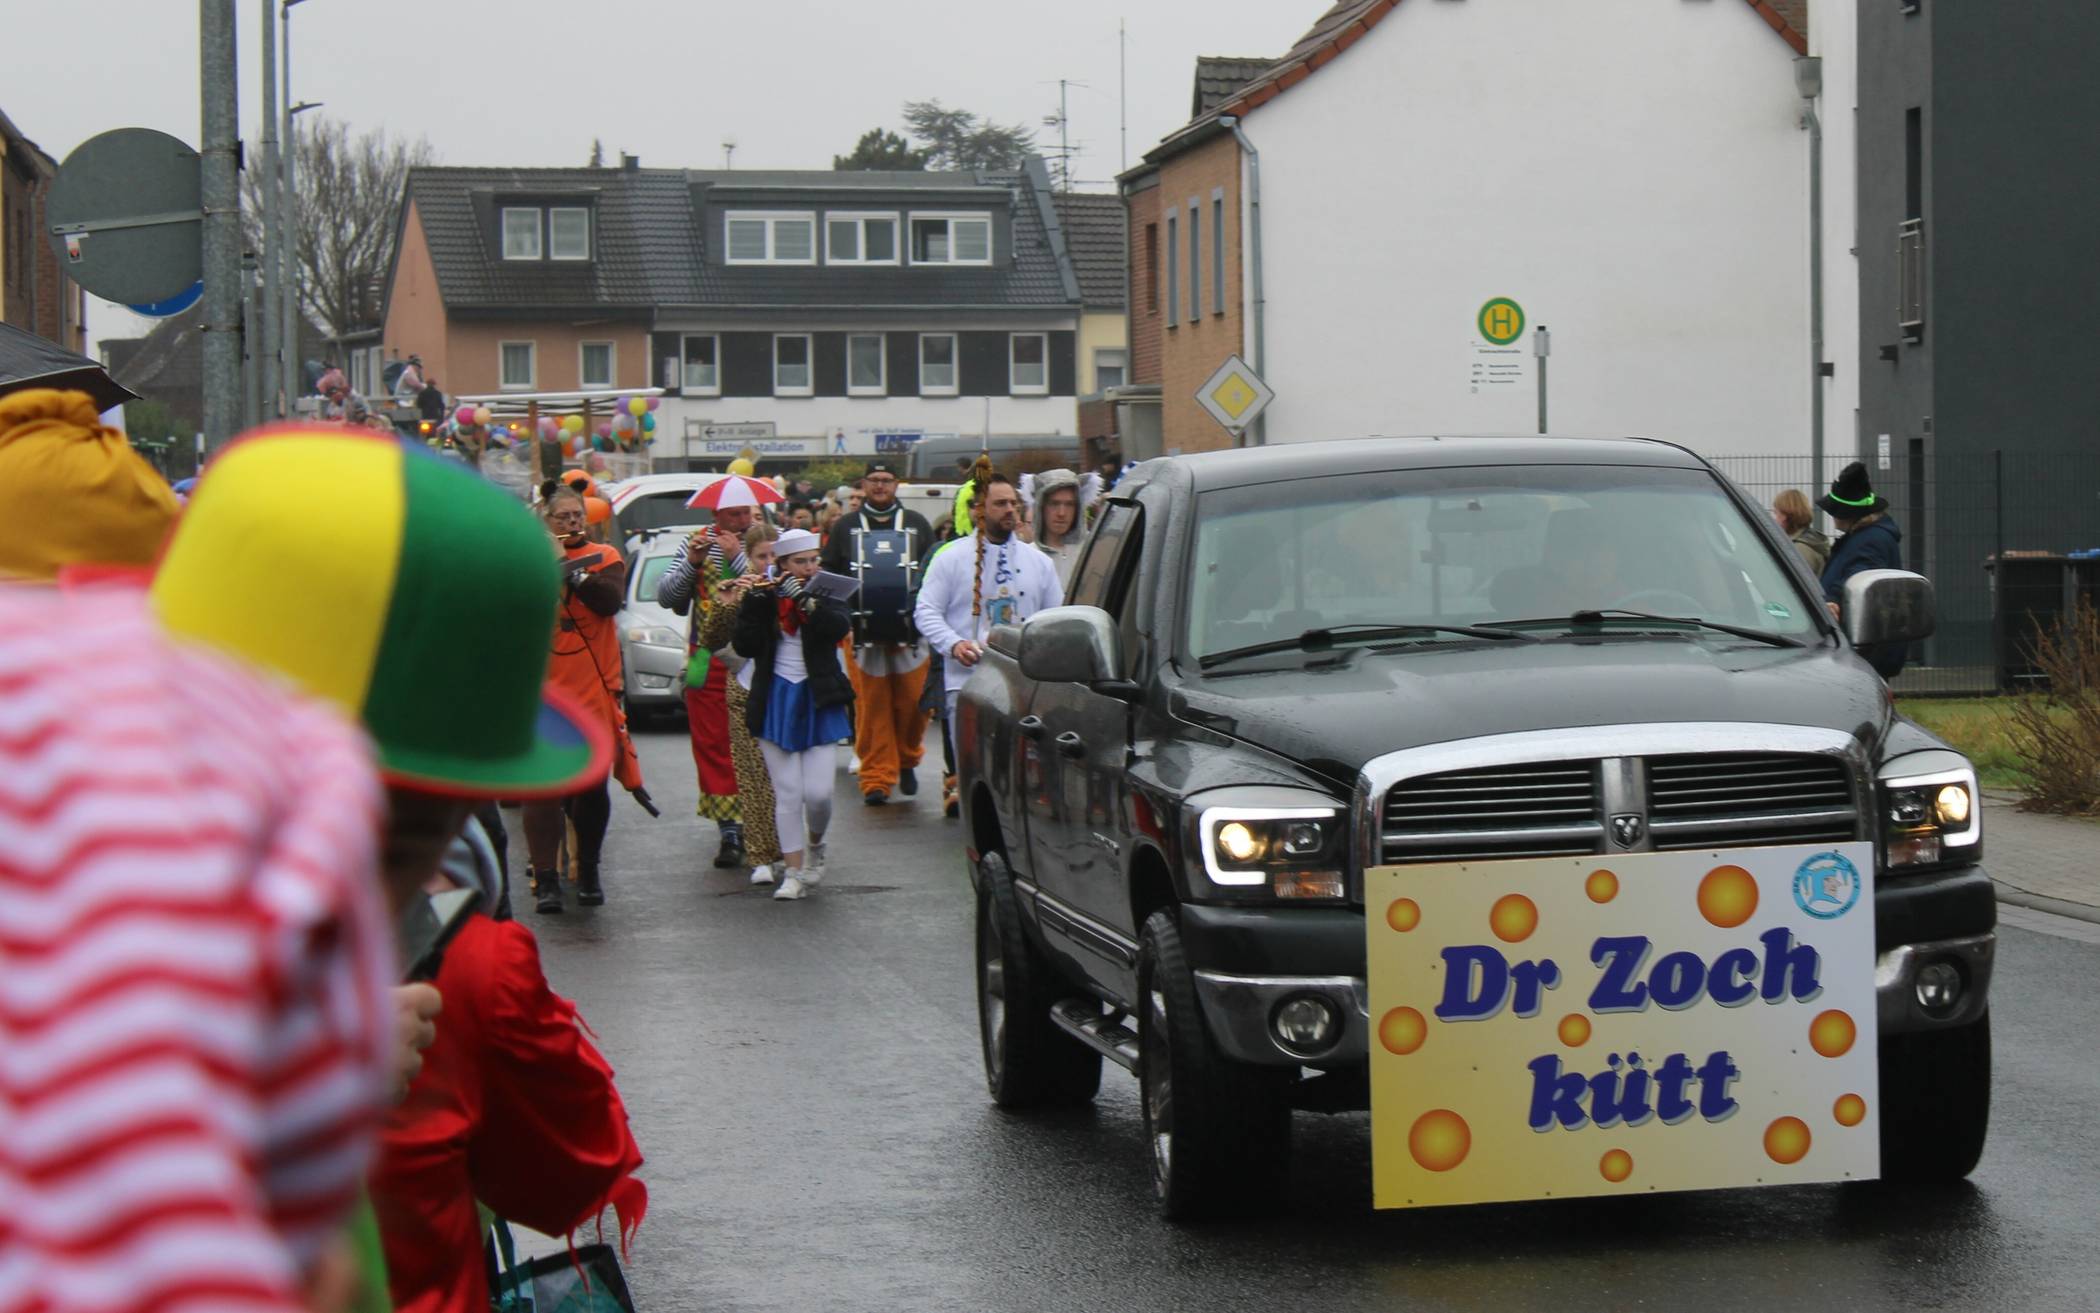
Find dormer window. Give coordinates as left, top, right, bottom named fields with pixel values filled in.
left=501, top=207, right=541, bottom=260
left=909, top=213, right=992, bottom=266
left=725, top=212, right=817, bottom=265
left=550, top=207, right=591, bottom=260
left=826, top=212, right=899, bottom=265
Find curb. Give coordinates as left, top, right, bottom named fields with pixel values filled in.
left=1994, top=884, right=2100, bottom=927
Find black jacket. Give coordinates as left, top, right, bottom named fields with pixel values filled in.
left=731, top=587, right=855, bottom=734
left=820, top=500, right=936, bottom=575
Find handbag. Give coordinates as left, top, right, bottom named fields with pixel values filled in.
left=488, top=1216, right=636, bottom=1313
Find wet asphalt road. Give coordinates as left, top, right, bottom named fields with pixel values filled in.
left=511, top=722, right=2100, bottom=1313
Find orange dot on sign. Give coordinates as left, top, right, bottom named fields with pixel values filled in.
left=1585, top=869, right=1620, bottom=904
left=1834, top=1093, right=1868, bottom=1127
left=1489, top=894, right=1538, bottom=943
left=1697, top=865, right=1760, bottom=928
left=1599, top=1148, right=1634, bottom=1183
left=1558, top=1013, right=1592, bottom=1047
left=1408, top=1109, right=1471, bottom=1173
left=1379, top=1007, right=1427, bottom=1056
left=1386, top=898, right=1421, bottom=933
left=1809, top=1009, right=1857, bottom=1058
left=1764, top=1115, right=1813, bottom=1165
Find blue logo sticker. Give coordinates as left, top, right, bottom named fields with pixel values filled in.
left=1792, top=851, right=1861, bottom=920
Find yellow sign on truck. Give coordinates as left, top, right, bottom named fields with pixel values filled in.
left=1367, top=843, right=1878, bottom=1209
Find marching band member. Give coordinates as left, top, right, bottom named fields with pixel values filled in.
left=914, top=471, right=1064, bottom=817
left=699, top=523, right=787, bottom=886
left=821, top=459, right=936, bottom=806
left=732, top=528, right=855, bottom=901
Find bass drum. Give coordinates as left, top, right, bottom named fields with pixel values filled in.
left=852, top=527, right=919, bottom=644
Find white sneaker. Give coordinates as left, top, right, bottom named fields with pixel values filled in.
left=772, top=875, right=810, bottom=901
left=805, top=842, right=827, bottom=884
left=749, top=864, right=775, bottom=886
left=848, top=754, right=861, bottom=773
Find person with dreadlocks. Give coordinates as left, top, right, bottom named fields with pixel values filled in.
left=914, top=463, right=1064, bottom=817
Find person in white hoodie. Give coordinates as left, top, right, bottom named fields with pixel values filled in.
left=914, top=472, right=1064, bottom=809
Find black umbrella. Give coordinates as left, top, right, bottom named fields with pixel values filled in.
left=0, top=319, right=138, bottom=413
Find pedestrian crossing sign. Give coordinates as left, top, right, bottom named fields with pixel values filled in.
left=1196, top=356, right=1275, bottom=435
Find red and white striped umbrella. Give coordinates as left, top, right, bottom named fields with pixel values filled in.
left=685, top=474, right=785, bottom=511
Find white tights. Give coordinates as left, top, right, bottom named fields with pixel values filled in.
left=759, top=740, right=835, bottom=861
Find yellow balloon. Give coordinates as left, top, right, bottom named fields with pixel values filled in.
left=627, top=397, right=648, bottom=417
left=727, top=457, right=756, bottom=477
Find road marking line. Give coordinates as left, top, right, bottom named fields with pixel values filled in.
left=1997, top=901, right=2100, bottom=946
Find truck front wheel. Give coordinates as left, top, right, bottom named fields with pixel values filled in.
left=1138, top=909, right=1292, bottom=1220
left=976, top=852, right=1102, bottom=1108
left=1877, top=1012, right=1990, bottom=1183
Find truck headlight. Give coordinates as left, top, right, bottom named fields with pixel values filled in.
left=1196, top=805, right=1347, bottom=901
left=1879, top=765, right=1979, bottom=870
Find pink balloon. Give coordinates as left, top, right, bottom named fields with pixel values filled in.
left=537, top=416, right=558, bottom=439
left=645, top=395, right=661, bottom=411
left=455, top=405, right=476, bottom=426
left=594, top=420, right=612, bottom=438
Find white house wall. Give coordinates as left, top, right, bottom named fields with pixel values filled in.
left=1812, top=0, right=1861, bottom=485
left=658, top=395, right=1078, bottom=461
left=1250, top=0, right=1811, bottom=459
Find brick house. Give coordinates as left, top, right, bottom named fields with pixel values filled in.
left=0, top=107, right=86, bottom=355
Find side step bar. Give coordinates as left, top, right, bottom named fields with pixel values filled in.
left=1050, top=999, right=1141, bottom=1071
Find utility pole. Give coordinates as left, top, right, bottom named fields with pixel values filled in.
left=1120, top=20, right=1128, bottom=173
left=1534, top=324, right=1551, bottom=434
left=199, top=0, right=242, bottom=450
left=259, top=0, right=280, bottom=417
left=282, top=0, right=309, bottom=410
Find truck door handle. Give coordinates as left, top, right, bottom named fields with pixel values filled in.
left=1055, top=731, right=1087, bottom=759
left=1018, top=715, right=1045, bottom=740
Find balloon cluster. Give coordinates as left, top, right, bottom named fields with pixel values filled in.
left=529, top=396, right=663, bottom=458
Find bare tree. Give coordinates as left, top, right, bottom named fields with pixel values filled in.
left=244, top=118, right=434, bottom=341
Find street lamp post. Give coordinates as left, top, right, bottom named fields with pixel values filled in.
left=281, top=0, right=313, bottom=410
left=259, top=0, right=280, bottom=416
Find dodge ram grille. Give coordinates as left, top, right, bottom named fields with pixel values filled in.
left=1646, top=753, right=1856, bottom=851
left=1379, top=753, right=1859, bottom=864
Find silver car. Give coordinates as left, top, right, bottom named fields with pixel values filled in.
left=620, top=529, right=698, bottom=723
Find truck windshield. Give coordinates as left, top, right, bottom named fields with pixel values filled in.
left=1185, top=464, right=1817, bottom=662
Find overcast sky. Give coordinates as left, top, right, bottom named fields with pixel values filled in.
left=10, top=0, right=1311, bottom=345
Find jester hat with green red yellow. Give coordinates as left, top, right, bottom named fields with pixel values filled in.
left=150, top=426, right=610, bottom=797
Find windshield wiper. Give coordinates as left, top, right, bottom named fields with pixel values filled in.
left=1483, top=610, right=1805, bottom=649
left=1198, top=622, right=1535, bottom=670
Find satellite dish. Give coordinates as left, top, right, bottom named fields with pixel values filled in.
left=47, top=128, right=204, bottom=305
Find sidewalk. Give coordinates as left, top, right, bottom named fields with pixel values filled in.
left=1979, top=791, right=2100, bottom=923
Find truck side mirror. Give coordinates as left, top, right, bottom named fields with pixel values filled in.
left=1841, top=569, right=1936, bottom=647
left=1020, top=606, right=1121, bottom=684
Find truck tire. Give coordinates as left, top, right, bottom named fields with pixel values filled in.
left=1138, top=909, right=1292, bottom=1220
left=1877, top=1012, right=1989, bottom=1183
left=976, top=852, right=1102, bottom=1108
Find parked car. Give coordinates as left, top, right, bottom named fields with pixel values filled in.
left=620, top=529, right=697, bottom=723
left=958, top=436, right=1991, bottom=1219
left=601, top=473, right=729, bottom=548
left=905, top=433, right=1082, bottom=481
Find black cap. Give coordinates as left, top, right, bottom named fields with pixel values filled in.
left=865, top=459, right=900, bottom=478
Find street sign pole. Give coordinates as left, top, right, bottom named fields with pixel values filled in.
left=280, top=3, right=301, bottom=407
left=1534, top=324, right=1551, bottom=435
left=199, top=0, right=243, bottom=450
left=259, top=0, right=281, bottom=417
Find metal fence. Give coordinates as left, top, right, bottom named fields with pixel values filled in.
left=1711, top=451, right=2100, bottom=695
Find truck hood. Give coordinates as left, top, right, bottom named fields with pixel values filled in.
left=1168, top=638, right=1886, bottom=786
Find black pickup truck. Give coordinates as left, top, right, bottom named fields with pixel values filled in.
left=957, top=436, right=1993, bottom=1218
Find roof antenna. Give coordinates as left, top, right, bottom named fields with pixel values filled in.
left=721, top=138, right=737, bottom=170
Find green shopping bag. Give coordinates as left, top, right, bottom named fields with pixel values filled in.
left=488, top=1217, right=635, bottom=1313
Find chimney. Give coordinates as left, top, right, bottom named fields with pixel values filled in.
left=621, top=153, right=639, bottom=172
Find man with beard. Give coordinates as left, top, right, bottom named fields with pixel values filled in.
left=823, top=460, right=935, bottom=806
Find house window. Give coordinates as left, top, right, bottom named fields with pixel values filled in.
left=773, top=334, right=813, bottom=395
left=847, top=334, right=886, bottom=395
left=725, top=213, right=817, bottom=265
left=1144, top=223, right=1159, bottom=313
left=1010, top=333, right=1048, bottom=395
left=920, top=333, right=958, bottom=396
left=682, top=334, right=720, bottom=395
left=349, top=353, right=369, bottom=396
left=1164, top=212, right=1178, bottom=331
left=1094, top=348, right=1127, bottom=391
left=501, top=208, right=541, bottom=260
left=1212, top=193, right=1226, bottom=316
left=499, top=341, right=536, bottom=390
left=909, top=213, right=993, bottom=265
left=580, top=341, right=615, bottom=390
left=1187, top=200, right=1201, bottom=321
left=826, top=213, right=900, bottom=265
left=550, top=207, right=591, bottom=260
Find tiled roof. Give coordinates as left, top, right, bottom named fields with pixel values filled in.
left=1193, top=57, right=1274, bottom=118
left=1052, top=193, right=1127, bottom=309
left=403, top=161, right=1077, bottom=316
left=1148, top=0, right=1809, bottom=165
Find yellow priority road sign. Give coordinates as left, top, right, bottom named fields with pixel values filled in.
left=1478, top=297, right=1525, bottom=346
left=1195, top=355, right=1275, bottom=435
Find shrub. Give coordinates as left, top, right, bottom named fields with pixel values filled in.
left=2008, top=599, right=2100, bottom=813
